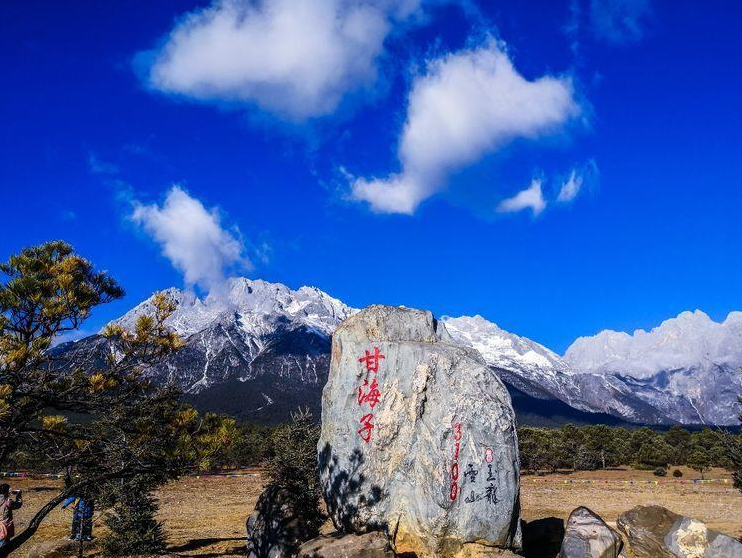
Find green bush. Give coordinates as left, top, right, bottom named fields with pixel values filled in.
left=672, top=469, right=683, bottom=478
left=265, top=409, right=324, bottom=539
left=653, top=467, right=667, bottom=477
left=100, top=476, right=166, bottom=556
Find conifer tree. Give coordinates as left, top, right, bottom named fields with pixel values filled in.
left=0, top=242, right=230, bottom=557
left=733, top=395, right=742, bottom=493
left=100, top=476, right=166, bottom=556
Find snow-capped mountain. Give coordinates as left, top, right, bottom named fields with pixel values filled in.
left=563, top=310, right=742, bottom=425
left=442, top=315, right=579, bottom=403
left=445, top=311, right=742, bottom=425
left=57, top=278, right=355, bottom=423
left=57, top=277, right=742, bottom=425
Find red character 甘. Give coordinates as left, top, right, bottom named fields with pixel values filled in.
left=359, top=347, right=385, bottom=373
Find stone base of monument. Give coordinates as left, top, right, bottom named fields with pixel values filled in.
left=246, top=485, right=320, bottom=558
left=297, top=531, right=394, bottom=558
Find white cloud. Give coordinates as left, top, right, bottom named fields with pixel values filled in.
left=556, top=160, right=599, bottom=203
left=557, top=168, right=584, bottom=202
left=589, top=0, right=651, bottom=44
left=349, top=40, right=581, bottom=214
left=145, top=0, right=423, bottom=121
left=88, top=152, right=119, bottom=175
left=131, top=186, right=251, bottom=294
left=496, top=179, right=546, bottom=216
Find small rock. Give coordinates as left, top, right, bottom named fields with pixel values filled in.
left=617, top=505, right=742, bottom=558
left=558, top=507, right=621, bottom=558
left=246, top=485, right=319, bottom=558
left=297, top=532, right=393, bottom=558
left=318, top=305, right=522, bottom=558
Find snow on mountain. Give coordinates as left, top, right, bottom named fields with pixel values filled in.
left=113, top=277, right=354, bottom=338
left=48, top=277, right=356, bottom=423
left=565, top=310, right=742, bottom=377
left=57, top=276, right=742, bottom=425
left=562, top=310, right=742, bottom=425
left=442, top=315, right=585, bottom=406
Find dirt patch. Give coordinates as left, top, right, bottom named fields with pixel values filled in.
left=7, top=467, right=741, bottom=558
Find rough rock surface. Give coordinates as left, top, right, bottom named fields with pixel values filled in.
left=617, top=505, right=742, bottom=558
left=318, top=305, right=521, bottom=558
left=246, top=485, right=319, bottom=558
left=558, top=507, right=621, bottom=558
left=297, top=532, right=394, bottom=558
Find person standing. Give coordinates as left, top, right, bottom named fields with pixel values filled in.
left=0, top=484, right=22, bottom=549
left=62, top=496, right=94, bottom=541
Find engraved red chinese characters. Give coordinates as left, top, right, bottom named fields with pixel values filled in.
left=356, top=347, right=385, bottom=443
left=449, top=423, right=462, bottom=501
left=359, top=346, right=385, bottom=373
left=358, top=377, right=381, bottom=409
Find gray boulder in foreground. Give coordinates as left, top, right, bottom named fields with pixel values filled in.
left=558, top=507, right=622, bottom=558
left=297, top=532, right=393, bottom=558
left=617, top=505, right=742, bottom=558
left=318, top=305, right=521, bottom=558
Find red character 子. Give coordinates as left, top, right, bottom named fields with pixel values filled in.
left=359, top=347, right=385, bottom=373
left=358, top=413, right=375, bottom=443
left=357, top=377, right=381, bottom=409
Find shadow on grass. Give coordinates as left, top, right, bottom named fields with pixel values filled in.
left=168, top=536, right=245, bottom=553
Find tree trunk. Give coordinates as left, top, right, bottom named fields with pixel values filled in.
left=0, top=468, right=133, bottom=558
left=0, top=489, right=72, bottom=557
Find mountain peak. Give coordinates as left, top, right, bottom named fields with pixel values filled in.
left=564, top=308, right=740, bottom=377
left=111, top=276, right=355, bottom=337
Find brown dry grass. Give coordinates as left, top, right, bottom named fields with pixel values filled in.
left=8, top=467, right=742, bottom=558
left=520, top=466, right=742, bottom=538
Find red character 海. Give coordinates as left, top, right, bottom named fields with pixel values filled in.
left=357, top=377, right=381, bottom=409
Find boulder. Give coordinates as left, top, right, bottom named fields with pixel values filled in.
left=246, top=485, right=319, bottom=558
left=318, top=305, right=521, bottom=558
left=617, top=505, right=742, bottom=558
left=297, top=532, right=394, bottom=558
left=558, top=507, right=621, bottom=558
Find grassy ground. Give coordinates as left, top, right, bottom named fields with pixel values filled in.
left=8, top=467, right=742, bottom=558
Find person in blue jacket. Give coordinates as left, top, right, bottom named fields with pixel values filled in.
left=61, top=495, right=94, bottom=541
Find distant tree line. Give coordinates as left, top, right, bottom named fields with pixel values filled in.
left=15, top=420, right=736, bottom=481
left=518, top=424, right=739, bottom=478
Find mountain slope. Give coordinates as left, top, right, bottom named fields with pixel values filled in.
left=564, top=310, right=742, bottom=425
left=443, top=311, right=742, bottom=425
left=56, top=279, right=742, bottom=425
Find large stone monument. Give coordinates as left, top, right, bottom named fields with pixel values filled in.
left=318, top=305, right=521, bottom=558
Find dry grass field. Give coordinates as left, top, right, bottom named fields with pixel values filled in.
left=8, top=467, right=742, bottom=558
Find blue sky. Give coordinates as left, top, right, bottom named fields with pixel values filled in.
left=1, top=0, right=741, bottom=352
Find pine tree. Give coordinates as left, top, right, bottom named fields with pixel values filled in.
left=267, top=409, right=324, bottom=536
left=687, top=448, right=712, bottom=480
left=0, top=242, right=233, bottom=557
left=733, top=395, right=742, bottom=493
left=100, top=476, right=166, bottom=556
